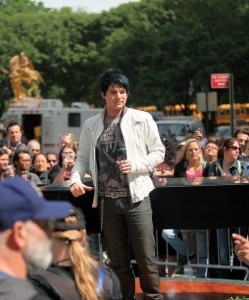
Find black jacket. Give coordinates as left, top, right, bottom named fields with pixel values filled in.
left=29, top=265, right=122, bottom=300
left=0, top=277, right=52, bottom=300
left=173, top=160, right=209, bottom=178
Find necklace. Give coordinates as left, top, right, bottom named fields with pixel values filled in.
left=105, top=115, right=121, bottom=137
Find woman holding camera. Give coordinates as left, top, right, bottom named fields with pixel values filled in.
left=52, top=143, right=77, bottom=184
left=0, top=147, right=14, bottom=181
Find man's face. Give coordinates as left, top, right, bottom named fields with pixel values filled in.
left=0, top=154, right=9, bottom=172
left=33, top=154, right=47, bottom=173
left=29, top=142, right=40, bottom=155
left=102, top=84, right=128, bottom=116
left=8, top=125, right=22, bottom=146
left=16, top=153, right=31, bottom=172
left=236, top=133, right=248, bottom=153
left=46, top=154, right=58, bottom=170
left=204, top=143, right=218, bottom=157
left=23, top=220, right=52, bottom=272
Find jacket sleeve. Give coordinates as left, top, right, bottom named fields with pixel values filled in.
left=70, top=120, right=91, bottom=185
left=128, top=112, right=165, bottom=173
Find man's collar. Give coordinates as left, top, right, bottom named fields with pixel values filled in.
left=7, top=140, right=21, bottom=150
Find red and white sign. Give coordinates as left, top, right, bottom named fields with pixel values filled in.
left=211, top=73, right=230, bottom=89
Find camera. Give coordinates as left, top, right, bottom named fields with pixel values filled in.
left=63, top=152, right=70, bottom=159
left=5, top=165, right=12, bottom=175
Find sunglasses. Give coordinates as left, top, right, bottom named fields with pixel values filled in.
left=229, top=146, right=241, bottom=152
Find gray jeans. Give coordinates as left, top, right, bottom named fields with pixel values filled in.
left=102, top=196, right=162, bottom=300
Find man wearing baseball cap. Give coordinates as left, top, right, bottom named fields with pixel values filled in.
left=0, top=177, right=72, bottom=300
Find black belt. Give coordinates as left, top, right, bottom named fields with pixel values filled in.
left=99, top=191, right=131, bottom=199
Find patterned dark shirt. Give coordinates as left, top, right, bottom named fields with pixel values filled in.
left=96, top=115, right=129, bottom=193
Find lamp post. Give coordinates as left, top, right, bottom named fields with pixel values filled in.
left=229, top=74, right=234, bottom=136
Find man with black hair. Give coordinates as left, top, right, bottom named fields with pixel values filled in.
left=13, top=150, right=41, bottom=185
left=70, top=68, right=165, bottom=300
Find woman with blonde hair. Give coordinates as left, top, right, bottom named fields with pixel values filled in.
left=29, top=207, right=122, bottom=300
left=60, top=133, right=78, bottom=149
left=174, top=138, right=204, bottom=178
left=162, top=138, right=208, bottom=278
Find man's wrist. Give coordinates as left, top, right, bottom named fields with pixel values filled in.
left=69, top=182, right=76, bottom=188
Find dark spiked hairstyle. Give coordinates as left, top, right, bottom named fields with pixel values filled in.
left=100, top=68, right=129, bottom=94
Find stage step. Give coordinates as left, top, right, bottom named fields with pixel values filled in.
left=135, top=278, right=249, bottom=300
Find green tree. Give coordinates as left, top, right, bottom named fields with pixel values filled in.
left=0, top=0, right=47, bottom=14
left=0, top=0, right=249, bottom=109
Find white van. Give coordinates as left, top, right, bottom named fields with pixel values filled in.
left=4, top=99, right=103, bottom=154
left=156, top=117, right=205, bottom=141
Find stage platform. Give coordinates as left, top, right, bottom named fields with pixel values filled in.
left=135, top=278, right=249, bottom=300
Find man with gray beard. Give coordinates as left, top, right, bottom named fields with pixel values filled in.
left=0, top=177, right=72, bottom=300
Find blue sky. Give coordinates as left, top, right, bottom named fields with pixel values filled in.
left=38, top=0, right=140, bottom=13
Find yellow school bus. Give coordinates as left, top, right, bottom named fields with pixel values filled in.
left=215, top=103, right=246, bottom=125
left=242, top=103, right=249, bottom=123
left=164, top=104, right=202, bottom=121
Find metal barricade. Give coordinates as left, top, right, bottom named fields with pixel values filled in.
left=88, top=229, right=249, bottom=281
left=154, top=228, right=249, bottom=280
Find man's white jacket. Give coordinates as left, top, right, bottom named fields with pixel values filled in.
left=70, top=107, right=164, bottom=207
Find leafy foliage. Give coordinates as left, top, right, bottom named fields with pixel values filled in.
left=0, top=0, right=249, bottom=109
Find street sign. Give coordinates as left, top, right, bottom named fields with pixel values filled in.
left=211, top=73, right=230, bottom=89
left=197, top=92, right=217, bottom=112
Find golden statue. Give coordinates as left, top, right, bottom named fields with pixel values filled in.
left=0, top=52, right=45, bottom=100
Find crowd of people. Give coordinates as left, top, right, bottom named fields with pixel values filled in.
left=0, top=121, right=81, bottom=186
left=154, top=126, right=249, bottom=279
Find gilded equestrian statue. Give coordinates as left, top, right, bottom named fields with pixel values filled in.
left=0, top=52, right=45, bottom=100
